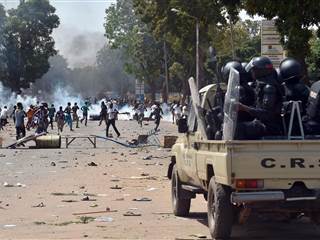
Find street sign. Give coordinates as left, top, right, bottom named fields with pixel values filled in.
left=261, top=20, right=284, bottom=68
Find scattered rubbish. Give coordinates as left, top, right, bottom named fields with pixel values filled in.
left=58, top=161, right=68, bottom=163
left=73, top=208, right=117, bottom=216
left=146, top=187, right=157, bottom=192
left=5, top=162, right=14, bottom=165
left=129, top=152, right=138, bottom=155
left=51, top=162, right=56, bottom=166
left=51, top=192, right=78, bottom=196
left=110, top=185, right=122, bottom=190
left=79, top=186, right=85, bottom=189
left=32, top=202, right=45, bottom=208
left=90, top=204, right=98, bottom=208
left=133, top=197, right=152, bottom=202
left=3, top=224, right=16, bottom=228
left=141, top=173, right=149, bottom=177
left=3, top=182, right=14, bottom=187
left=16, top=183, right=26, bottom=188
left=123, top=211, right=141, bottom=217
left=81, top=196, right=96, bottom=201
left=0, top=154, right=6, bottom=157
left=34, top=221, right=46, bottom=225
left=61, top=200, right=78, bottom=203
left=143, top=155, right=152, bottom=160
left=94, top=216, right=113, bottom=222
left=88, top=162, right=98, bottom=167
left=115, top=198, right=124, bottom=201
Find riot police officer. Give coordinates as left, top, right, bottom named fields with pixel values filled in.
left=222, top=61, right=256, bottom=108
left=245, top=56, right=283, bottom=108
left=236, top=84, right=283, bottom=139
left=280, top=58, right=309, bottom=109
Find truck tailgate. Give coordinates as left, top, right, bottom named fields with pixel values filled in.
left=230, top=140, right=320, bottom=181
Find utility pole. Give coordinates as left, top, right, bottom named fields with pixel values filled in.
left=163, top=41, right=169, bottom=102
left=196, top=20, right=200, bottom=90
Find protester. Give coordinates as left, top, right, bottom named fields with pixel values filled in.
left=48, top=104, right=56, bottom=130
left=11, top=105, right=17, bottom=123
left=72, top=102, right=80, bottom=128
left=99, top=101, right=108, bottom=126
left=15, top=102, right=26, bottom=140
left=80, top=102, right=89, bottom=126
left=64, top=102, right=73, bottom=131
left=0, top=106, right=9, bottom=128
left=149, top=102, right=163, bottom=131
left=55, top=106, right=65, bottom=133
left=26, top=105, right=35, bottom=130
left=106, top=102, right=120, bottom=138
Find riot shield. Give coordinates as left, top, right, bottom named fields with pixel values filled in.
left=188, top=77, right=207, bottom=138
left=222, top=68, right=240, bottom=140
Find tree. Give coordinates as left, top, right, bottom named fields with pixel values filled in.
left=244, top=0, right=320, bottom=79
left=104, top=0, right=163, bottom=100
left=2, top=0, right=60, bottom=93
left=307, top=33, right=320, bottom=82
left=0, top=4, right=6, bottom=81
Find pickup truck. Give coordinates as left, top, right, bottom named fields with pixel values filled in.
left=168, top=78, right=320, bottom=239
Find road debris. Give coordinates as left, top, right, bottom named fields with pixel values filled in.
left=32, top=202, right=45, bottom=208
left=132, top=197, right=152, bottom=202
left=88, top=161, right=98, bottom=166
left=123, top=211, right=141, bottom=217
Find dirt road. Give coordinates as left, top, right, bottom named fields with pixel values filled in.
left=1, top=120, right=320, bottom=239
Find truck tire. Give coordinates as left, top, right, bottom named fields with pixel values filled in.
left=207, top=177, right=233, bottom=239
left=171, top=165, right=191, bottom=216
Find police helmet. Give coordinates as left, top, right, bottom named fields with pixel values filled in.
left=279, top=58, right=302, bottom=83
left=222, top=61, right=244, bottom=82
left=245, top=56, right=274, bottom=79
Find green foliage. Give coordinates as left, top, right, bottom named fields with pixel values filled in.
left=104, top=0, right=163, bottom=100
left=307, top=34, right=320, bottom=82
left=0, top=4, right=6, bottom=80
left=2, top=0, right=59, bottom=92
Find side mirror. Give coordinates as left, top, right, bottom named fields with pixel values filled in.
left=178, top=118, right=188, bottom=133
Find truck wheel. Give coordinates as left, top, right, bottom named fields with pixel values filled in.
left=207, top=177, right=233, bottom=239
left=171, top=165, right=191, bottom=216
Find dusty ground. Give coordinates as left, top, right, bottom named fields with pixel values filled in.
left=1, top=119, right=320, bottom=239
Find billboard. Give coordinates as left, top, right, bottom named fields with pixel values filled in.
left=261, top=20, right=284, bottom=68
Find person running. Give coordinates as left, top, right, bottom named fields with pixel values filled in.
left=106, top=102, right=120, bottom=138
left=10, top=105, right=17, bottom=124
left=48, top=104, right=56, bottom=130
left=80, top=102, right=89, bottom=126
left=64, top=102, right=73, bottom=131
left=34, top=104, right=48, bottom=134
left=55, top=106, right=65, bottom=133
left=26, top=105, right=35, bottom=130
left=15, top=102, right=26, bottom=140
left=72, top=102, right=80, bottom=128
left=149, top=103, right=163, bottom=131
left=136, top=103, right=146, bottom=127
left=99, top=101, right=108, bottom=126
left=0, top=106, right=9, bottom=128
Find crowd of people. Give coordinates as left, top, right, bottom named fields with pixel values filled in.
left=0, top=98, right=181, bottom=141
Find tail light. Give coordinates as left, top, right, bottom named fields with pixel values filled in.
left=236, top=179, right=264, bottom=189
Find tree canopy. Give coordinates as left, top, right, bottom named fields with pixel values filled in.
left=2, top=0, right=59, bottom=93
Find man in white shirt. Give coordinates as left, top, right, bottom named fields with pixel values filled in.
left=106, top=102, right=120, bottom=137
left=0, top=106, right=9, bottom=127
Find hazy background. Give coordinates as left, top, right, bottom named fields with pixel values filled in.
left=1, top=0, right=116, bottom=68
